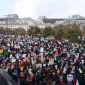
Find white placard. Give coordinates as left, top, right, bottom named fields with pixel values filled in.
left=22, top=54, right=26, bottom=57
left=67, top=74, right=73, bottom=82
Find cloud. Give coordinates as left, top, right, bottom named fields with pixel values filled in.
left=13, top=0, right=85, bottom=20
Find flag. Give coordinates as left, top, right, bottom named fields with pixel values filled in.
left=6, top=40, right=9, bottom=44
left=51, top=42, right=53, bottom=45
left=19, top=42, right=24, bottom=46
left=57, top=39, right=59, bottom=42
left=26, top=35, right=30, bottom=39
left=73, top=46, right=76, bottom=51
left=67, top=66, right=70, bottom=68
left=35, top=47, right=39, bottom=50
left=44, top=41, right=46, bottom=44
left=39, top=65, right=42, bottom=74
left=81, top=45, right=83, bottom=50
left=66, top=56, right=69, bottom=60
left=55, top=50, right=58, bottom=56
left=62, top=47, right=64, bottom=50
left=54, top=42, right=57, bottom=45
left=26, top=33, right=28, bottom=35
left=53, top=50, right=58, bottom=60
left=82, top=51, right=85, bottom=57
left=74, top=43, right=75, bottom=46
left=33, top=36, right=35, bottom=39
left=54, top=55, right=57, bottom=60
left=76, top=79, right=79, bottom=85
left=65, top=64, right=68, bottom=69
left=39, top=65, right=41, bottom=70
left=34, top=39, right=37, bottom=42
left=25, top=35, right=27, bottom=40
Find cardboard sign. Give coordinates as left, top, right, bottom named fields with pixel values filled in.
left=82, top=60, right=84, bottom=64
left=59, top=42, right=61, bottom=44
left=40, top=47, right=44, bottom=52
left=12, top=58, right=16, bottom=63
left=49, top=59, right=54, bottom=65
left=34, top=55, right=38, bottom=59
left=22, top=54, right=26, bottom=58
left=10, top=54, right=12, bottom=58
left=38, top=64, right=42, bottom=67
left=31, top=52, right=34, bottom=56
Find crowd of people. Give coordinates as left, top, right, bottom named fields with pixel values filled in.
left=0, top=34, right=85, bottom=85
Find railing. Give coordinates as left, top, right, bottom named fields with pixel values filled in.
left=0, top=68, right=18, bottom=85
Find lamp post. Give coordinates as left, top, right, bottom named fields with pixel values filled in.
left=4, top=15, right=8, bottom=28
left=82, top=37, right=85, bottom=44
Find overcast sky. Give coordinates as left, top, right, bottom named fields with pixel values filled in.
left=0, top=0, right=85, bottom=20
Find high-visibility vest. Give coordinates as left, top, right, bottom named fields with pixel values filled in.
left=28, top=69, right=32, bottom=74
left=80, top=70, right=82, bottom=73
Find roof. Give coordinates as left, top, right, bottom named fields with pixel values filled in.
left=0, top=18, right=4, bottom=21
left=43, top=19, right=64, bottom=24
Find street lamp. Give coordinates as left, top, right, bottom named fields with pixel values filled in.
left=4, top=15, right=8, bottom=28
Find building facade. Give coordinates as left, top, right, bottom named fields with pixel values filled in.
left=0, top=14, right=84, bottom=31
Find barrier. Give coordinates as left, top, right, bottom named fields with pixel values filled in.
left=0, top=68, right=18, bottom=85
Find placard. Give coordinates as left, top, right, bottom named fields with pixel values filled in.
left=67, top=74, right=73, bottom=82
left=41, top=37, right=44, bottom=40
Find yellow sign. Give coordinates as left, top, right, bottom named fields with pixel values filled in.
left=0, top=49, right=3, bottom=53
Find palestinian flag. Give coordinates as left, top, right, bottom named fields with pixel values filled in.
left=66, top=56, right=69, bottom=60
left=62, top=47, right=64, bottom=51
left=26, top=34, right=30, bottom=39
left=25, top=35, right=27, bottom=41
left=6, top=40, right=9, bottom=44
left=19, top=42, right=24, bottom=46
left=54, top=42, right=57, bottom=45
left=73, top=46, right=76, bottom=51
left=74, top=43, right=75, bottom=46
left=6, top=38, right=9, bottom=44
left=33, top=36, right=35, bottom=39
left=65, top=64, right=68, bottom=69
left=35, top=47, right=39, bottom=50
left=44, top=41, right=46, bottom=44
left=25, top=42, right=26, bottom=46
left=34, top=39, right=37, bottom=42
left=53, top=50, right=58, bottom=60
left=55, top=50, right=58, bottom=56
left=51, top=42, right=53, bottom=45
left=57, top=39, right=60, bottom=42
left=81, top=45, right=83, bottom=50
left=82, top=51, right=85, bottom=57
left=39, top=65, right=42, bottom=74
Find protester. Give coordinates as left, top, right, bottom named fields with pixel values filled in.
left=0, top=34, right=85, bottom=85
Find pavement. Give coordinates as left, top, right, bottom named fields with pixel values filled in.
left=0, top=75, right=8, bottom=85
